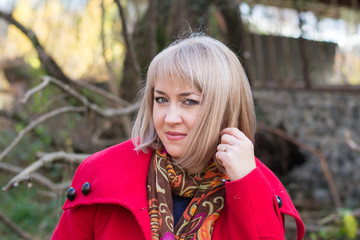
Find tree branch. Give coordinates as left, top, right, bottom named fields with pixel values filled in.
left=0, top=106, right=85, bottom=162
left=0, top=210, right=34, bottom=240
left=0, top=9, right=133, bottom=109
left=257, top=122, right=343, bottom=208
left=0, top=75, right=138, bottom=162
left=19, top=77, right=51, bottom=103
left=114, top=0, right=141, bottom=76
left=0, top=162, right=68, bottom=191
left=2, top=152, right=89, bottom=191
left=0, top=10, right=72, bottom=83
left=73, top=80, right=130, bottom=106
left=38, top=76, right=140, bottom=118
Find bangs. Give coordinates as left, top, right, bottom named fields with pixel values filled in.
left=147, top=44, right=204, bottom=92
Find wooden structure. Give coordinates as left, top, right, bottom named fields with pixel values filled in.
left=238, top=0, right=360, bottom=89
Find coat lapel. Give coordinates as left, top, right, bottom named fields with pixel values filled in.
left=62, top=139, right=153, bottom=239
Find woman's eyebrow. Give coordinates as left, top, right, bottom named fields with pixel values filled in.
left=154, top=90, right=199, bottom=97
left=179, top=92, right=199, bottom=97
left=154, top=90, right=166, bottom=95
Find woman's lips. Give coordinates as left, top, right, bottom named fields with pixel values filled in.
left=165, top=132, right=187, bottom=141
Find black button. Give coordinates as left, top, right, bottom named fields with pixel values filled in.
left=276, top=195, right=282, bottom=209
left=66, top=187, right=76, bottom=201
left=81, top=182, right=91, bottom=196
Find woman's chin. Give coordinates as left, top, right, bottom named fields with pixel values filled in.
left=164, top=149, right=182, bottom=160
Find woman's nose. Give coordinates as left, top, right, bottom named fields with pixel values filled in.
left=164, top=105, right=182, bottom=124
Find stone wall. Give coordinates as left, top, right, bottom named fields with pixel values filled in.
left=254, top=89, right=360, bottom=208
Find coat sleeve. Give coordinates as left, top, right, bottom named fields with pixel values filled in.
left=212, top=167, right=303, bottom=240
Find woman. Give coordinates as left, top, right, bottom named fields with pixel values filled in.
left=52, top=34, right=305, bottom=240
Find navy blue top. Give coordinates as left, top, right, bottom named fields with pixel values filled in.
left=172, top=194, right=192, bottom=226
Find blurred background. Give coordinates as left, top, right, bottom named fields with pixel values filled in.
left=0, top=0, right=359, bottom=239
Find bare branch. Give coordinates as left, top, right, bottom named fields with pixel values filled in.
left=73, top=80, right=130, bottom=106
left=0, top=10, right=72, bottom=83
left=19, top=77, right=50, bottom=104
left=0, top=210, right=34, bottom=240
left=0, top=162, right=69, bottom=191
left=0, top=106, right=85, bottom=162
left=3, top=152, right=89, bottom=191
left=41, top=76, right=141, bottom=117
left=345, top=130, right=360, bottom=152
left=0, top=76, right=137, bottom=162
left=257, top=122, right=343, bottom=208
left=89, top=98, right=140, bottom=117
left=114, top=0, right=141, bottom=75
left=0, top=10, right=131, bottom=108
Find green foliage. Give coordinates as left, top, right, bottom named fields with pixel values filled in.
left=317, top=227, right=344, bottom=239
left=28, top=82, right=61, bottom=113
left=14, top=122, right=26, bottom=132
left=342, top=210, right=358, bottom=239
left=309, top=209, right=360, bottom=240
left=0, top=174, right=64, bottom=240
left=0, top=124, right=70, bottom=239
left=0, top=129, right=50, bottom=163
left=80, top=88, right=105, bottom=106
left=34, top=125, right=52, bottom=147
left=310, top=232, right=318, bottom=240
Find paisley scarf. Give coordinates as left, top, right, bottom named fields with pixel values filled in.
left=147, top=149, right=229, bottom=240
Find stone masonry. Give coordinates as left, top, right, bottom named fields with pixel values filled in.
left=254, top=89, right=360, bottom=208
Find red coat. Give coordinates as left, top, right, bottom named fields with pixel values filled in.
left=52, top=140, right=305, bottom=240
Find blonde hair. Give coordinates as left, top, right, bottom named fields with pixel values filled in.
left=132, top=34, right=256, bottom=172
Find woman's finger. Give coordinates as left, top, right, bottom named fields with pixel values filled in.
left=221, top=127, right=248, bottom=141
left=220, top=134, right=238, bottom=145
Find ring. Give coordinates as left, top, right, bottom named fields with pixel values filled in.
left=221, top=144, right=228, bottom=152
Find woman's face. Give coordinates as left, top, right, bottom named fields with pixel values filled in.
left=153, top=79, right=202, bottom=159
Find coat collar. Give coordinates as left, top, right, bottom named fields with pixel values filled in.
left=63, top=139, right=152, bottom=239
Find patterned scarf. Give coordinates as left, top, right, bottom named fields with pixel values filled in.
left=147, top=149, right=229, bottom=240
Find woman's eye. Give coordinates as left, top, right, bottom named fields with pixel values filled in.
left=154, top=97, right=167, bottom=104
left=183, top=99, right=199, bottom=106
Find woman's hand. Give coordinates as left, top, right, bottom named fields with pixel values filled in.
left=215, top=127, right=256, bottom=181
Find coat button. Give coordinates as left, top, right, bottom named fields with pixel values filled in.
left=66, top=187, right=76, bottom=201
left=81, top=182, right=91, bottom=196
left=276, top=195, right=282, bottom=209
